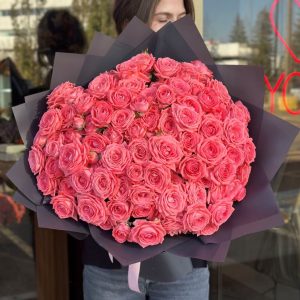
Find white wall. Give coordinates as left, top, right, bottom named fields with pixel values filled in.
left=205, top=41, right=253, bottom=62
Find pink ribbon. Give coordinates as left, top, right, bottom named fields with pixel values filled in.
left=108, top=252, right=142, bottom=293
left=128, top=262, right=142, bottom=293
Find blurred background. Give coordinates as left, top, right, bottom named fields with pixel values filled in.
left=0, top=0, right=299, bottom=299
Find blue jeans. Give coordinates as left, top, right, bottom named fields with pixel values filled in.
left=83, top=265, right=210, bottom=300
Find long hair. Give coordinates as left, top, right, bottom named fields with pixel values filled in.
left=37, top=9, right=86, bottom=67
left=113, top=0, right=195, bottom=34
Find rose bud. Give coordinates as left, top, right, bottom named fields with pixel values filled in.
left=87, top=151, right=99, bottom=165
left=73, top=115, right=85, bottom=130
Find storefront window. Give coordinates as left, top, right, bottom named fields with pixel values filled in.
left=203, top=1, right=300, bottom=299
left=0, top=57, right=36, bottom=298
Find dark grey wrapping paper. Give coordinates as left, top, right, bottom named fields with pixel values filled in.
left=24, top=91, right=49, bottom=148
left=37, top=205, right=89, bottom=234
left=13, top=191, right=37, bottom=212
left=87, top=32, right=114, bottom=56
left=7, top=152, right=42, bottom=205
left=12, top=103, right=31, bottom=146
left=7, top=16, right=299, bottom=271
left=168, top=239, right=231, bottom=262
left=50, top=53, right=85, bottom=89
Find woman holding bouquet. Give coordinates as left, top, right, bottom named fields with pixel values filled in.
left=82, top=1, right=210, bottom=299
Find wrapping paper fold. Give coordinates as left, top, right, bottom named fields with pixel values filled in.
left=7, top=16, right=299, bottom=271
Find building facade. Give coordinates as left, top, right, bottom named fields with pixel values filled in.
left=0, top=0, right=72, bottom=60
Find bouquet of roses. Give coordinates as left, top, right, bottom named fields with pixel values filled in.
left=7, top=17, right=299, bottom=277
left=28, top=52, right=256, bottom=248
